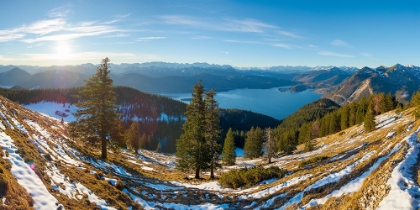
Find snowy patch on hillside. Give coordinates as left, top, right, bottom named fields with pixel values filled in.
left=378, top=128, right=420, bottom=210
left=0, top=132, right=60, bottom=209
left=23, top=101, right=76, bottom=122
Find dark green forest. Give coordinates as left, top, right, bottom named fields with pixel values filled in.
left=0, top=86, right=280, bottom=153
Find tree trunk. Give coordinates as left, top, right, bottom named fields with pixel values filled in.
left=210, top=160, right=214, bottom=179
left=101, top=135, right=107, bottom=159
left=195, top=166, right=200, bottom=179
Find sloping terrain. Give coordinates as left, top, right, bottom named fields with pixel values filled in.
left=324, top=64, right=420, bottom=105
left=1, top=95, right=420, bottom=209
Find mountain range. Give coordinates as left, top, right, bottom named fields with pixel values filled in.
left=0, top=62, right=419, bottom=105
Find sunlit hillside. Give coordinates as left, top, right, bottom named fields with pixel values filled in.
left=1, top=94, right=419, bottom=209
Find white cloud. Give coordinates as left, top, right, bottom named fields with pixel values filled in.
left=331, top=39, right=351, bottom=47
left=222, top=51, right=229, bottom=55
left=48, top=6, right=71, bottom=18
left=224, top=39, right=262, bottom=44
left=318, top=51, right=354, bottom=58
left=278, top=30, right=304, bottom=39
left=0, top=34, right=25, bottom=42
left=360, top=52, right=373, bottom=57
left=272, top=43, right=292, bottom=49
left=160, top=15, right=203, bottom=26
left=160, top=15, right=276, bottom=33
left=191, top=36, right=211, bottom=39
left=219, top=18, right=276, bottom=33
left=115, top=13, right=131, bottom=18
left=136, top=37, right=167, bottom=41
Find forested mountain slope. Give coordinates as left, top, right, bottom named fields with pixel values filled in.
left=0, top=86, right=280, bottom=153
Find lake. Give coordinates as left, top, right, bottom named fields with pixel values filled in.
left=160, top=87, right=322, bottom=120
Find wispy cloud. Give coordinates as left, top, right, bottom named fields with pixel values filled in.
left=360, top=52, right=373, bottom=57
left=160, top=15, right=202, bottom=26
left=0, top=34, right=25, bottom=42
left=160, top=15, right=276, bottom=33
left=330, top=39, right=352, bottom=47
left=105, top=33, right=129, bottom=38
left=278, top=30, right=304, bottom=39
left=318, top=51, right=354, bottom=58
left=271, top=43, right=292, bottom=49
left=48, top=6, right=71, bottom=17
left=136, top=36, right=167, bottom=41
left=191, top=36, right=211, bottom=39
left=219, top=18, right=276, bottom=33
left=115, top=13, right=130, bottom=18
left=224, top=39, right=261, bottom=44
left=222, top=51, right=229, bottom=55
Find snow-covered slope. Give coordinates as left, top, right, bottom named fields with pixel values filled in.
left=2, top=94, right=420, bottom=209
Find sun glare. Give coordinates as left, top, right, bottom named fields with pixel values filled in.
left=55, top=42, right=72, bottom=60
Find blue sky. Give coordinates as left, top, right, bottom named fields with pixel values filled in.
left=0, top=0, right=419, bottom=68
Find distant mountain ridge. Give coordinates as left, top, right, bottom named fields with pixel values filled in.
left=323, top=64, right=420, bottom=104
left=1, top=63, right=419, bottom=102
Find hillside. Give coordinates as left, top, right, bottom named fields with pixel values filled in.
left=0, top=86, right=280, bottom=153
left=324, top=64, right=420, bottom=105
left=1, top=91, right=420, bottom=209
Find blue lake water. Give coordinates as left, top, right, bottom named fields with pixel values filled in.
left=160, top=87, right=322, bottom=120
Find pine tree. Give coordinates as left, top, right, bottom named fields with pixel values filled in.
left=278, top=131, right=296, bottom=154
left=73, top=57, right=118, bottom=159
left=340, top=105, right=349, bottom=130
left=264, top=127, right=276, bottom=163
left=204, top=88, right=221, bottom=179
left=176, top=81, right=210, bottom=178
left=156, top=142, right=162, bottom=153
left=126, top=121, right=141, bottom=154
left=364, top=105, right=376, bottom=132
left=109, top=119, right=126, bottom=150
left=222, top=128, right=236, bottom=165
left=244, top=126, right=263, bottom=159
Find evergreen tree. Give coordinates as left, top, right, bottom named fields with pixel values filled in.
left=126, top=121, right=141, bottom=154
left=364, top=105, right=376, bottom=132
left=176, top=81, right=210, bottom=178
left=411, top=91, right=420, bottom=119
left=73, top=57, right=118, bottom=159
left=340, top=105, right=349, bottom=130
left=244, top=126, right=263, bottom=159
left=348, top=102, right=357, bottom=126
left=278, top=131, right=296, bottom=154
left=156, top=142, right=162, bottom=153
left=204, top=88, right=221, bottom=179
left=299, top=123, right=313, bottom=152
left=109, top=119, right=126, bottom=150
left=222, top=128, right=236, bottom=165
left=264, top=127, right=276, bottom=163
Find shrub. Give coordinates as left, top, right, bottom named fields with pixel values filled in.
left=298, top=156, right=329, bottom=168
left=219, top=166, right=287, bottom=189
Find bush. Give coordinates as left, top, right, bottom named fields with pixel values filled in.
left=219, top=166, right=287, bottom=189
left=298, top=155, right=329, bottom=168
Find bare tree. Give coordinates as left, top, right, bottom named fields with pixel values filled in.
left=264, top=127, right=276, bottom=164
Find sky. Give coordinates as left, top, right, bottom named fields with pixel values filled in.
left=0, top=0, right=419, bottom=68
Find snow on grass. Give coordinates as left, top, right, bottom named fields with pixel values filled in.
left=142, top=166, right=154, bottom=171
left=47, top=164, right=116, bottom=209
left=0, top=132, right=59, bottom=210
left=25, top=119, right=79, bottom=165
left=89, top=158, right=132, bottom=176
left=378, top=127, right=420, bottom=210
left=123, top=188, right=229, bottom=210
left=241, top=174, right=312, bottom=199
left=170, top=180, right=227, bottom=191
left=304, top=143, right=402, bottom=208
left=278, top=151, right=375, bottom=209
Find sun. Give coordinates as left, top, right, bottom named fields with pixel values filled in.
left=55, top=42, right=72, bottom=60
